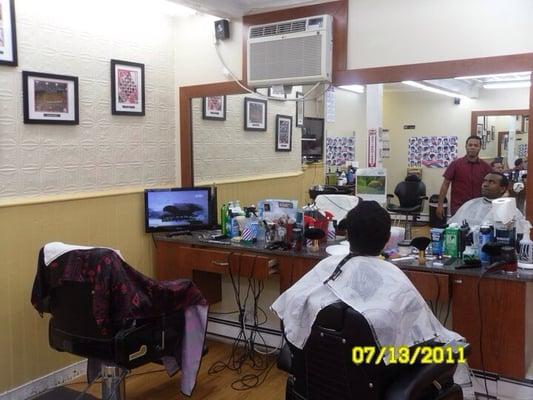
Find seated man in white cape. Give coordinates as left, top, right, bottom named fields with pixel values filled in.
left=448, top=172, right=528, bottom=233
left=271, top=200, right=463, bottom=359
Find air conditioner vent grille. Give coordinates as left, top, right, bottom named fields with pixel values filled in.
left=249, top=19, right=307, bottom=38
left=249, top=35, right=322, bottom=81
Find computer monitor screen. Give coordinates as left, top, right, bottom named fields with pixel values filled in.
left=144, top=187, right=212, bottom=233
left=356, top=168, right=387, bottom=204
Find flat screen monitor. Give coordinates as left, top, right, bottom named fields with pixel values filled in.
left=356, top=168, right=387, bottom=204
left=144, top=187, right=212, bottom=233
left=302, top=117, right=324, bottom=161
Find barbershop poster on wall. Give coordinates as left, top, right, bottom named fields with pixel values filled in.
left=326, top=136, right=355, bottom=166
left=408, top=136, right=458, bottom=168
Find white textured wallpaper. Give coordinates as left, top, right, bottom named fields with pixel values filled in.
left=192, top=94, right=301, bottom=184
left=0, top=0, right=176, bottom=199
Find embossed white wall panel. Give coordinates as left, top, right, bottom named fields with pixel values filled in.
left=0, top=0, right=177, bottom=199
left=192, top=95, right=301, bottom=184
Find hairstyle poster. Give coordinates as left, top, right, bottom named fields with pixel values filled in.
left=408, top=136, right=458, bottom=168
left=326, top=136, right=355, bottom=166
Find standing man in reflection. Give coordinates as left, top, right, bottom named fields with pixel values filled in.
left=436, top=136, right=492, bottom=218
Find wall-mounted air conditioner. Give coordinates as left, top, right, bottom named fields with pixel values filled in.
left=247, top=15, right=333, bottom=87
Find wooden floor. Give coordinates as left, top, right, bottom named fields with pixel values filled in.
left=67, top=339, right=288, bottom=399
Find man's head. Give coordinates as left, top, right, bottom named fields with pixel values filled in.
left=491, top=159, right=504, bottom=173
left=465, top=136, right=482, bottom=159
left=346, top=201, right=391, bottom=256
left=514, top=158, right=524, bottom=169
left=481, top=172, right=509, bottom=199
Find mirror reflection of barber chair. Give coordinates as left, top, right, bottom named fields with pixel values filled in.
left=31, top=246, right=207, bottom=400
left=386, top=175, right=428, bottom=240
left=277, top=302, right=468, bottom=400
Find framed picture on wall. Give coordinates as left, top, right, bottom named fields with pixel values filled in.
left=523, top=116, right=529, bottom=134
left=268, top=86, right=286, bottom=99
left=491, top=125, right=495, bottom=141
left=22, top=71, right=79, bottom=124
left=244, top=97, right=267, bottom=131
left=476, top=124, right=483, bottom=136
left=202, top=95, right=226, bottom=120
left=275, top=114, right=292, bottom=151
left=296, top=92, right=304, bottom=127
left=111, top=59, right=145, bottom=116
left=0, top=0, right=18, bottom=66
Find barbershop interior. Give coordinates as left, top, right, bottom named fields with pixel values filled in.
left=1, top=0, right=533, bottom=399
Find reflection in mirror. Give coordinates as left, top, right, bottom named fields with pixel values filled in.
left=381, top=72, right=530, bottom=205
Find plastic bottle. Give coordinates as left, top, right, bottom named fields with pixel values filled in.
left=327, top=220, right=336, bottom=241
left=479, top=224, right=493, bottom=264
left=444, top=223, right=460, bottom=258
left=220, top=204, right=227, bottom=236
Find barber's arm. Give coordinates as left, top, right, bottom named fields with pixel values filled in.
left=436, top=179, right=451, bottom=219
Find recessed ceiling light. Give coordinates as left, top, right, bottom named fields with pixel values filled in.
left=402, top=81, right=468, bottom=99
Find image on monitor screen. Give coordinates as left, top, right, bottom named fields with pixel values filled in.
left=356, top=168, right=387, bottom=203
left=144, top=187, right=211, bottom=232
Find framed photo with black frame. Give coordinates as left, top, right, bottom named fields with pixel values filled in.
left=244, top=97, right=267, bottom=131
left=268, top=86, right=286, bottom=99
left=275, top=114, right=292, bottom=151
left=111, top=59, right=145, bottom=116
left=202, top=95, right=226, bottom=120
left=476, top=123, right=483, bottom=136
left=22, top=71, right=79, bottom=124
left=296, top=91, right=304, bottom=127
left=491, top=125, right=495, bottom=141
left=0, top=0, right=17, bottom=66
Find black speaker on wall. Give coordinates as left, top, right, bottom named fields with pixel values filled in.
left=214, top=19, right=230, bottom=40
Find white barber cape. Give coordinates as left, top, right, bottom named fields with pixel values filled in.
left=271, top=255, right=462, bottom=361
left=448, top=197, right=527, bottom=233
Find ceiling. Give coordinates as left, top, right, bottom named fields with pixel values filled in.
left=169, top=0, right=334, bottom=18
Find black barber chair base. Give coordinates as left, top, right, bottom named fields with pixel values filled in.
left=278, top=302, right=464, bottom=400
left=48, top=281, right=185, bottom=400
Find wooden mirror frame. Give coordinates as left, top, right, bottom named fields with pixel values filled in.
left=179, top=2, right=533, bottom=220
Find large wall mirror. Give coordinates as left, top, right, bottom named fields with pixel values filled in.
left=181, top=54, right=533, bottom=221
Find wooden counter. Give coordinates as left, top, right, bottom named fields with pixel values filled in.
left=153, top=234, right=533, bottom=381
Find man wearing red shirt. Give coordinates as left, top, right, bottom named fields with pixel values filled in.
left=436, top=136, right=492, bottom=218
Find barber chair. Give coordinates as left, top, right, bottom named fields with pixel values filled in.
left=278, top=302, right=465, bottom=400
left=386, top=176, right=427, bottom=240
left=48, top=281, right=184, bottom=399
left=31, top=248, right=196, bottom=400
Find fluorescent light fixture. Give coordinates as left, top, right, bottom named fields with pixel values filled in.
left=339, top=84, right=365, bottom=94
left=402, top=81, right=468, bottom=99
left=455, top=71, right=531, bottom=80
left=483, top=81, right=531, bottom=89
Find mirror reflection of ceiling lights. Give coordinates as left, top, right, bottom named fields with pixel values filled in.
left=400, top=71, right=531, bottom=99
left=338, top=84, right=365, bottom=94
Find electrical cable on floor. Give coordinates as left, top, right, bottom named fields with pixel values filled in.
left=72, top=373, right=101, bottom=400
left=207, top=255, right=281, bottom=390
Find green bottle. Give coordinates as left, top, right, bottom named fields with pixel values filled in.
left=444, top=223, right=460, bottom=258
left=220, top=204, right=227, bottom=236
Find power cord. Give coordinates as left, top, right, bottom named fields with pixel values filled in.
left=208, top=255, right=281, bottom=390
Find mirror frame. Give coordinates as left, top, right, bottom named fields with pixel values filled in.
left=179, top=2, right=533, bottom=220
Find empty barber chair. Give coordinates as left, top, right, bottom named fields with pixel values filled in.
left=386, top=175, right=428, bottom=240
left=31, top=244, right=207, bottom=400
left=278, top=302, right=465, bottom=400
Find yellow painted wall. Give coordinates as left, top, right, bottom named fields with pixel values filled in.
left=0, top=168, right=325, bottom=393
left=0, top=191, right=153, bottom=393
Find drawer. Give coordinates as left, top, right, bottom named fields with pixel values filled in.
left=180, top=247, right=277, bottom=280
